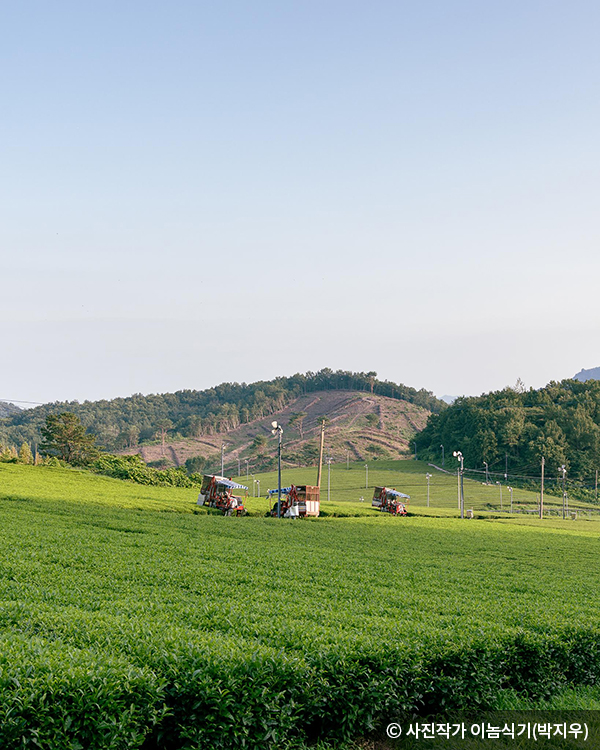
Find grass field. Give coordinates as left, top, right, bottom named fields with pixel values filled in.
left=2, top=461, right=600, bottom=749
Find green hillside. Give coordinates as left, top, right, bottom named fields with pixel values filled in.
left=2, top=462, right=600, bottom=747
left=415, top=378, right=600, bottom=501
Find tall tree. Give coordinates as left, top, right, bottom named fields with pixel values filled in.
left=39, top=413, right=99, bottom=465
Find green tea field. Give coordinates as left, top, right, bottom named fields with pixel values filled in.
left=2, top=461, right=600, bottom=749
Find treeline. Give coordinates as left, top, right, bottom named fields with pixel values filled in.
left=415, top=378, right=600, bottom=496
left=0, top=369, right=445, bottom=450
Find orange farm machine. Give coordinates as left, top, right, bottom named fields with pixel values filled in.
left=372, top=486, right=409, bottom=515
left=198, top=475, right=248, bottom=516
left=267, top=485, right=320, bottom=518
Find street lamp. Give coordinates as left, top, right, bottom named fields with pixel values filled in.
left=425, top=473, right=432, bottom=507
left=440, top=444, right=445, bottom=468
left=272, top=421, right=283, bottom=518
left=559, top=465, right=567, bottom=519
left=325, top=456, right=333, bottom=502
left=496, top=481, right=503, bottom=511
left=508, top=486, right=513, bottom=513
left=365, top=463, right=369, bottom=489
left=453, top=451, right=464, bottom=519
left=483, top=461, right=489, bottom=484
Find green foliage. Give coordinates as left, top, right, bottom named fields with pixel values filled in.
left=415, top=379, right=600, bottom=495
left=184, top=454, right=208, bottom=475
left=91, top=453, right=202, bottom=488
left=364, top=413, right=379, bottom=428
left=39, top=412, right=99, bottom=465
left=0, top=370, right=446, bottom=451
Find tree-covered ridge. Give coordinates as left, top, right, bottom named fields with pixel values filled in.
left=0, top=402, right=21, bottom=419
left=0, top=369, right=445, bottom=450
left=415, top=378, right=600, bottom=486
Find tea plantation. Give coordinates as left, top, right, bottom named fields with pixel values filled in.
left=1, top=462, right=600, bottom=749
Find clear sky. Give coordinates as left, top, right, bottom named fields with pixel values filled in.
left=2, top=1, right=599, bottom=405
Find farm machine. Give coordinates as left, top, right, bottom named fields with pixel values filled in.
left=197, top=475, right=248, bottom=516
left=267, top=485, right=320, bottom=518
left=372, top=486, right=409, bottom=515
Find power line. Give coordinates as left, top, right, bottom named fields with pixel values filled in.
left=0, top=398, right=45, bottom=405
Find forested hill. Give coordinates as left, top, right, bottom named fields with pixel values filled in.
left=0, top=369, right=445, bottom=450
left=0, top=402, right=21, bottom=419
left=415, top=379, right=600, bottom=487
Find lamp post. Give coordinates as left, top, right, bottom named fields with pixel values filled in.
left=440, top=444, right=445, bottom=468
left=425, top=473, right=432, bottom=507
left=365, top=463, right=369, bottom=489
left=483, top=461, right=489, bottom=484
left=453, top=451, right=464, bottom=519
left=325, top=456, right=333, bottom=502
left=560, top=465, right=567, bottom=519
left=221, top=443, right=225, bottom=476
left=272, top=421, right=283, bottom=518
left=496, top=481, right=503, bottom=511
left=508, top=486, right=513, bottom=513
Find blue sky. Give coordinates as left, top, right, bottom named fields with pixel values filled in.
left=2, top=1, right=599, bottom=404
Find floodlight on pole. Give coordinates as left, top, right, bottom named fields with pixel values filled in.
left=496, top=481, right=503, bottom=511
left=440, top=445, right=445, bottom=468
left=560, top=465, right=567, bottom=519
left=425, top=473, right=432, bottom=508
left=508, top=486, right=513, bottom=513
left=365, top=463, right=368, bottom=489
left=325, top=456, right=333, bottom=502
left=271, top=421, right=283, bottom=517
left=221, top=443, right=225, bottom=476
left=483, top=461, right=489, bottom=484
left=453, top=451, right=464, bottom=519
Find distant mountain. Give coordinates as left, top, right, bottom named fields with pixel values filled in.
left=440, top=395, right=456, bottom=404
left=0, top=401, right=21, bottom=419
left=573, top=367, right=600, bottom=382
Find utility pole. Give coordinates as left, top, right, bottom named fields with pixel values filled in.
left=245, top=458, right=249, bottom=479
left=483, top=461, right=489, bottom=484
left=221, top=444, right=225, bottom=476
left=508, top=486, right=513, bottom=513
left=496, top=481, right=503, bottom=511
left=440, top=445, right=445, bottom=468
left=325, top=456, right=333, bottom=502
left=426, top=473, right=432, bottom=507
left=540, top=456, right=545, bottom=519
left=560, top=464, right=567, bottom=519
left=505, top=453, right=508, bottom=481
left=453, top=451, right=464, bottom=519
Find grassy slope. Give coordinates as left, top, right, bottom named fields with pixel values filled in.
left=2, top=462, right=600, bottom=748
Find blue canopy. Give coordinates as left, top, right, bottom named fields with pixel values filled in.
left=213, top=476, right=248, bottom=490
left=267, top=487, right=293, bottom=496
left=385, top=489, right=410, bottom=499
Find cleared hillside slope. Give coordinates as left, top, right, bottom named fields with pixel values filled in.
left=121, top=390, right=429, bottom=469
